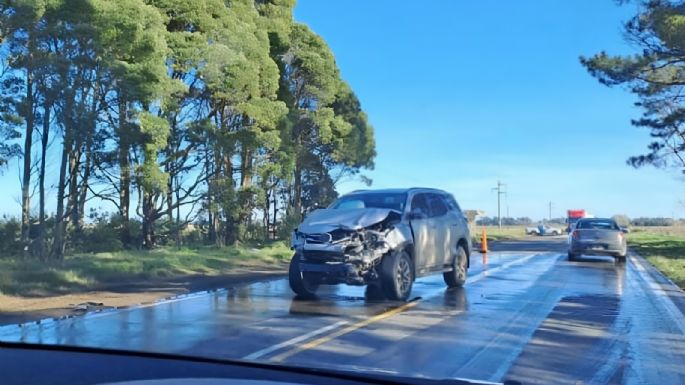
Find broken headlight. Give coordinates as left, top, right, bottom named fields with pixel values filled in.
left=291, top=230, right=305, bottom=248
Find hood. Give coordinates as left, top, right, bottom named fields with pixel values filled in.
left=298, top=208, right=401, bottom=233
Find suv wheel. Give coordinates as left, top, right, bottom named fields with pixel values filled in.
left=568, top=252, right=578, bottom=261
left=289, top=254, right=319, bottom=299
left=443, top=245, right=468, bottom=288
left=381, top=250, right=414, bottom=301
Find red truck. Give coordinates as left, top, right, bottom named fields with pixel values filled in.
left=566, top=209, right=586, bottom=233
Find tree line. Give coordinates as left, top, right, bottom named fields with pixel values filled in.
left=0, top=0, right=375, bottom=259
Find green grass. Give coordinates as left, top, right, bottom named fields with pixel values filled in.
left=0, top=242, right=292, bottom=297
left=628, top=227, right=685, bottom=289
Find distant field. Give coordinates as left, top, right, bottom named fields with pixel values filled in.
left=628, top=226, right=685, bottom=289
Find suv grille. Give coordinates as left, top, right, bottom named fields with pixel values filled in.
left=303, top=250, right=346, bottom=263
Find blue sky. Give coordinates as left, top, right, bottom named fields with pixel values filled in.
left=0, top=1, right=683, bottom=221
left=293, top=0, right=685, bottom=220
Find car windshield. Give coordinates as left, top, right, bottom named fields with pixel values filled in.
left=2, top=2, right=685, bottom=385
left=330, top=193, right=407, bottom=211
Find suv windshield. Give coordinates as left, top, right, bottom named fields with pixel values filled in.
left=330, top=193, right=407, bottom=211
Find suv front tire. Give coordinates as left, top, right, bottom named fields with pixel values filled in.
left=289, top=254, right=319, bottom=299
left=443, top=245, right=468, bottom=287
left=381, top=249, right=414, bottom=301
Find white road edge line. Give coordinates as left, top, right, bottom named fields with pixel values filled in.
left=630, top=254, right=685, bottom=335
left=243, top=251, right=545, bottom=360
left=243, top=320, right=349, bottom=360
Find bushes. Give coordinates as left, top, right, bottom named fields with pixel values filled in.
left=72, top=212, right=141, bottom=253
left=631, top=217, right=675, bottom=226
left=0, top=216, right=21, bottom=257
left=278, top=210, right=302, bottom=240
left=0, top=207, right=294, bottom=259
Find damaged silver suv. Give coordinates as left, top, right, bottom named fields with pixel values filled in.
left=289, top=188, right=471, bottom=301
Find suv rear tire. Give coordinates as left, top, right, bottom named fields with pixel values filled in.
left=381, top=250, right=414, bottom=301
left=443, top=245, right=468, bottom=288
left=289, top=254, right=319, bottom=299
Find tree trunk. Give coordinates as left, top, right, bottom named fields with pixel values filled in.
left=272, top=194, right=278, bottom=240
left=175, top=178, right=181, bottom=248
left=21, top=63, right=35, bottom=255
left=141, top=192, right=155, bottom=249
left=205, top=144, right=216, bottom=245
left=77, top=87, right=97, bottom=230
left=37, top=100, right=50, bottom=260
left=240, top=148, right=252, bottom=188
left=293, top=160, right=302, bottom=218
left=224, top=216, right=236, bottom=245
left=263, top=189, right=270, bottom=240
left=118, top=96, right=131, bottom=246
left=67, top=147, right=80, bottom=230
left=223, top=153, right=237, bottom=245
left=52, top=140, right=69, bottom=260
left=78, top=145, right=91, bottom=229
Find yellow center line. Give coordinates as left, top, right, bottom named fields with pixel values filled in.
left=270, top=300, right=420, bottom=362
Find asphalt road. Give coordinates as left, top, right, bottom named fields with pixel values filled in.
left=2, top=237, right=685, bottom=385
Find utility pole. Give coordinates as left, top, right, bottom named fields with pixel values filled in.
left=492, top=181, right=506, bottom=229
left=549, top=201, right=553, bottom=221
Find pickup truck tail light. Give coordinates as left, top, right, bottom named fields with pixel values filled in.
left=572, top=230, right=580, bottom=240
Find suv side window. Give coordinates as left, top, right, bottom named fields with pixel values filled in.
left=410, top=193, right=430, bottom=216
left=445, top=194, right=462, bottom=213
left=428, top=193, right=448, bottom=217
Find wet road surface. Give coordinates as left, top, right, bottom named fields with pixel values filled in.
left=2, top=238, right=685, bottom=384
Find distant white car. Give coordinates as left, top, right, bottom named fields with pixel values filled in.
left=526, top=225, right=563, bottom=236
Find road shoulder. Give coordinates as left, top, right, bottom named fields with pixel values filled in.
left=0, top=268, right=286, bottom=326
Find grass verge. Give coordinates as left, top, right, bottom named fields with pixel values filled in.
left=628, top=227, right=685, bottom=289
left=0, top=242, right=292, bottom=297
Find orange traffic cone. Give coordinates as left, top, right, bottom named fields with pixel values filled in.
left=479, top=228, right=488, bottom=253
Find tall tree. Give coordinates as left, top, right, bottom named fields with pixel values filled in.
left=95, top=0, right=171, bottom=249
left=275, top=24, right=375, bottom=218
left=582, top=0, right=685, bottom=174
left=0, top=1, right=45, bottom=253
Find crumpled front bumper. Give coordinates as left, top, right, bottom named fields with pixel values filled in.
left=298, top=259, right=367, bottom=285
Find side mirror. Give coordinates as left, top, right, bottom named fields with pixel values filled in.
left=408, top=208, right=427, bottom=220
left=621, top=227, right=630, bottom=233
